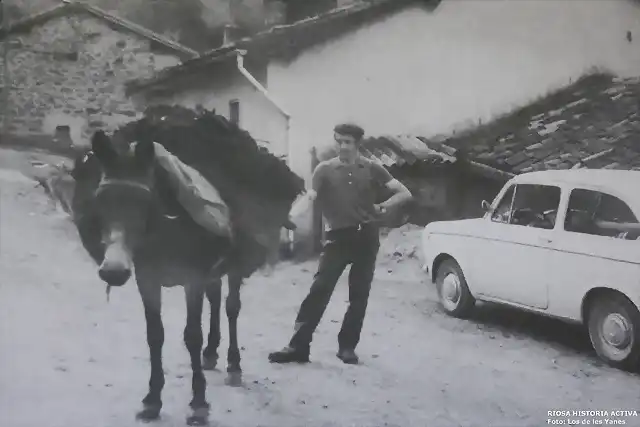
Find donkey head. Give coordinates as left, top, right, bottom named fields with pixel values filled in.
left=90, top=130, right=156, bottom=287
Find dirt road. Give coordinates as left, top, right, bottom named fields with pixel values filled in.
left=1, top=149, right=638, bottom=427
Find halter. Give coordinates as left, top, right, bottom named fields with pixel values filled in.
left=94, top=175, right=186, bottom=223
left=90, top=152, right=180, bottom=221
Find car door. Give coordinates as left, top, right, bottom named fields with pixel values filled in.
left=547, top=186, right=640, bottom=319
left=471, top=183, right=562, bottom=309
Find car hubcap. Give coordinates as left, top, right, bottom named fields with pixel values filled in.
left=599, top=312, right=633, bottom=360
left=441, top=273, right=461, bottom=311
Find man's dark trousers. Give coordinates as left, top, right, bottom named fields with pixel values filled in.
left=289, top=223, right=380, bottom=352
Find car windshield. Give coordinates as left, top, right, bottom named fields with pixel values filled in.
left=491, top=183, right=561, bottom=229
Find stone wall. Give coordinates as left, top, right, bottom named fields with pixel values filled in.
left=0, top=13, right=183, bottom=151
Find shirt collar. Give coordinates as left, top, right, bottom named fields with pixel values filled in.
left=335, top=155, right=366, bottom=168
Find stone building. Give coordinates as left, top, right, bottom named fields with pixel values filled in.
left=0, top=0, right=198, bottom=152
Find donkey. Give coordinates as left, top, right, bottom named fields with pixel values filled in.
left=71, top=128, right=299, bottom=426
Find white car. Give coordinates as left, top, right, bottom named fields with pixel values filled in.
left=422, top=169, right=640, bottom=370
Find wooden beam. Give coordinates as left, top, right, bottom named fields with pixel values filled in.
left=466, top=160, right=515, bottom=181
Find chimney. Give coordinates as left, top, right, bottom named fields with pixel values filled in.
left=222, top=24, right=247, bottom=45
left=265, top=0, right=286, bottom=26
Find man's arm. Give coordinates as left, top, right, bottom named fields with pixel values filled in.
left=371, top=163, right=413, bottom=212
left=379, top=179, right=413, bottom=212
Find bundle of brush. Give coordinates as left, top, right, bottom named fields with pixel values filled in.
left=114, top=105, right=306, bottom=276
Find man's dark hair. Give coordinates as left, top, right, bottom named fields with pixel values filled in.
left=334, top=123, right=365, bottom=140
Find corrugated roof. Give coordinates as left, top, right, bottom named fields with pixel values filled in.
left=0, top=1, right=199, bottom=59
left=444, top=73, right=640, bottom=174
left=359, top=135, right=457, bottom=167
left=316, top=135, right=459, bottom=167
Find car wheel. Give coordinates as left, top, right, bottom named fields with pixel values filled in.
left=435, top=259, right=475, bottom=318
left=587, top=292, right=640, bottom=371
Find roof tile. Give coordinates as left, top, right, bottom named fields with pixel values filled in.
left=505, top=151, right=529, bottom=166
left=525, top=142, right=544, bottom=151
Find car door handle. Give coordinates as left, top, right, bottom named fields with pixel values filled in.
left=538, top=237, right=553, bottom=244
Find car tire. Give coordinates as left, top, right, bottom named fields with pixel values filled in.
left=435, top=259, right=475, bottom=318
left=587, top=292, right=640, bottom=371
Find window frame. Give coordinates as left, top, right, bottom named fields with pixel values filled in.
left=490, top=184, right=516, bottom=224
left=563, top=187, right=639, bottom=236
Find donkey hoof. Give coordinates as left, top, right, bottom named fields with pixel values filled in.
left=187, top=407, right=209, bottom=426
left=224, top=371, right=243, bottom=387
left=202, top=355, right=218, bottom=371
left=136, top=404, right=161, bottom=422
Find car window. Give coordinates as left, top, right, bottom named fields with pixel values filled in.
left=564, top=188, right=639, bottom=239
left=491, top=184, right=561, bottom=229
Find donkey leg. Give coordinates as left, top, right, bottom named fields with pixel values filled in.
left=225, top=272, right=243, bottom=387
left=136, top=283, right=164, bottom=421
left=202, top=278, right=222, bottom=371
left=184, top=284, right=210, bottom=426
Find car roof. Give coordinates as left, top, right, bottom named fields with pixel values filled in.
left=511, top=169, right=640, bottom=189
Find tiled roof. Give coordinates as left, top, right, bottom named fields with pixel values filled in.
left=444, top=73, right=640, bottom=174
left=0, top=1, right=199, bottom=59
left=127, top=0, right=442, bottom=93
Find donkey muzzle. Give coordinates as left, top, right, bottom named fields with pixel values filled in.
left=98, top=265, right=131, bottom=287
left=98, top=244, right=133, bottom=286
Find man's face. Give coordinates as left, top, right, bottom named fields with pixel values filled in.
left=334, top=132, right=358, bottom=159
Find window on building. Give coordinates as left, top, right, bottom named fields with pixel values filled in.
left=564, top=188, right=639, bottom=239
left=229, top=100, right=240, bottom=125
left=491, top=184, right=561, bottom=230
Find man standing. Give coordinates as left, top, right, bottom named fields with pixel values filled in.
left=268, top=123, right=413, bottom=365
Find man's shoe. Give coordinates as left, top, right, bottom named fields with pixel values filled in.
left=336, top=348, right=359, bottom=365
left=268, top=346, right=310, bottom=363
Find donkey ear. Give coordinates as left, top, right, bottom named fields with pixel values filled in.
left=91, top=130, right=117, bottom=165
left=134, top=139, right=155, bottom=167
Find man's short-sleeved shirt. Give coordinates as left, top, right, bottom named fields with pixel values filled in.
left=312, top=156, right=393, bottom=230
